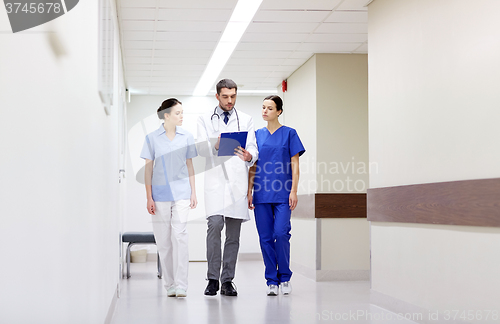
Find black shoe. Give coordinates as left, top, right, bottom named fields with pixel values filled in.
left=204, top=279, right=219, bottom=296
left=220, top=281, right=237, bottom=296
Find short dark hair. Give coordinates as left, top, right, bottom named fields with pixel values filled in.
left=157, top=98, right=182, bottom=119
left=216, top=79, right=238, bottom=95
left=264, top=95, right=283, bottom=114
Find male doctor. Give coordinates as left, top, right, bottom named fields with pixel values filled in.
left=197, top=79, right=258, bottom=296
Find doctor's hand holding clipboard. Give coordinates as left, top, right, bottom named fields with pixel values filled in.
left=214, top=131, right=253, bottom=162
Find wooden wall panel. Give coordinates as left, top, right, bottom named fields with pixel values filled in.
left=367, top=178, right=500, bottom=227
left=315, top=193, right=367, bottom=218
left=290, top=193, right=368, bottom=218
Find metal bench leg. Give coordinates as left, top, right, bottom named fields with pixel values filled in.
left=125, top=242, right=161, bottom=279
left=157, top=252, right=162, bottom=279
left=126, top=243, right=132, bottom=279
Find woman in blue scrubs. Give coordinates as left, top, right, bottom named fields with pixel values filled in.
left=248, top=95, right=305, bottom=296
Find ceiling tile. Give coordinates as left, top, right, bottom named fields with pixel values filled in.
left=230, top=50, right=291, bottom=59
left=116, top=0, right=371, bottom=96
left=133, top=70, right=202, bottom=77
left=126, top=70, right=153, bottom=77
left=272, top=65, right=299, bottom=72
left=126, top=76, right=154, bottom=81
left=226, top=58, right=287, bottom=66
left=222, top=66, right=271, bottom=73
left=148, top=64, right=205, bottom=72
left=155, top=31, right=221, bottom=42
left=120, top=0, right=237, bottom=9
left=296, top=42, right=361, bottom=52
left=254, top=82, right=281, bottom=87
left=225, top=77, right=271, bottom=83
left=152, top=57, right=208, bottom=65
left=238, top=85, right=277, bottom=91
left=353, top=43, right=368, bottom=53
left=260, top=0, right=342, bottom=10
left=241, top=32, right=309, bottom=43
left=126, top=57, right=153, bottom=64
left=156, top=0, right=237, bottom=9
left=124, top=49, right=153, bottom=57
left=325, top=11, right=368, bottom=23
left=157, top=8, right=232, bottom=21
left=267, top=71, right=296, bottom=79
left=236, top=42, right=301, bottom=51
left=127, top=82, right=153, bottom=87
left=142, top=80, right=199, bottom=86
left=122, top=31, right=155, bottom=41
left=282, top=58, right=309, bottom=66
left=246, top=22, right=319, bottom=33
left=123, top=40, right=155, bottom=49
left=149, top=86, right=195, bottom=92
left=119, top=8, right=156, bottom=20
left=315, top=22, right=367, bottom=33
left=218, top=71, right=272, bottom=78
left=223, top=67, right=280, bottom=74
left=287, top=51, right=314, bottom=59
left=155, top=21, right=226, bottom=32
left=153, top=49, right=213, bottom=58
left=253, top=10, right=331, bottom=23
left=336, top=0, right=371, bottom=11
left=119, top=0, right=157, bottom=8
left=153, top=41, right=215, bottom=50
left=127, top=64, right=152, bottom=71
left=120, top=20, right=155, bottom=31
left=150, top=66, right=204, bottom=74
left=306, top=33, right=367, bottom=43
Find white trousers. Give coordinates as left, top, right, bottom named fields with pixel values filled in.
left=152, top=200, right=190, bottom=291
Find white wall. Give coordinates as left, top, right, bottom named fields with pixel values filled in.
left=315, top=54, right=370, bottom=278
left=284, top=56, right=318, bottom=273
left=316, top=54, right=369, bottom=194
left=0, top=0, right=124, bottom=323
left=321, top=218, right=370, bottom=273
left=283, top=55, right=317, bottom=197
left=125, top=94, right=265, bottom=260
left=369, top=0, right=500, bottom=188
left=369, top=0, right=500, bottom=318
left=285, top=54, right=370, bottom=280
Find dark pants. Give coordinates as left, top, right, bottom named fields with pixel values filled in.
left=206, top=215, right=242, bottom=283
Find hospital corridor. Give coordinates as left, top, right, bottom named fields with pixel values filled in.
left=1, top=0, right=499, bottom=323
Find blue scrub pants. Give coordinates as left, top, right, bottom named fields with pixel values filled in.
left=254, top=203, right=292, bottom=286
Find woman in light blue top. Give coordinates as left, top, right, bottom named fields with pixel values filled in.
left=141, top=98, right=198, bottom=298
left=248, top=95, right=305, bottom=296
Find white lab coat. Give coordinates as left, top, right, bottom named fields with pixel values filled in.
left=197, top=107, right=258, bottom=221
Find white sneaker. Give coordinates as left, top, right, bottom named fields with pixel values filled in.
left=176, top=289, right=187, bottom=297
left=281, top=281, right=292, bottom=295
left=167, top=287, right=176, bottom=297
left=267, top=284, right=278, bottom=296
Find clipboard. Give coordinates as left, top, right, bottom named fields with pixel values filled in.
left=218, top=131, right=248, bottom=156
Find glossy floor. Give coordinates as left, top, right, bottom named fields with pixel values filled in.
left=111, top=261, right=417, bottom=324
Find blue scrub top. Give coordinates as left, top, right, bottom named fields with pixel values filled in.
left=140, top=125, right=198, bottom=202
left=253, top=126, right=305, bottom=204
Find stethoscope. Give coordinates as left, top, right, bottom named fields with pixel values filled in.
left=211, top=106, right=240, bottom=132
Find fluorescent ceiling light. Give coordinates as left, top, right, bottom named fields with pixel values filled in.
left=193, top=0, right=263, bottom=96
